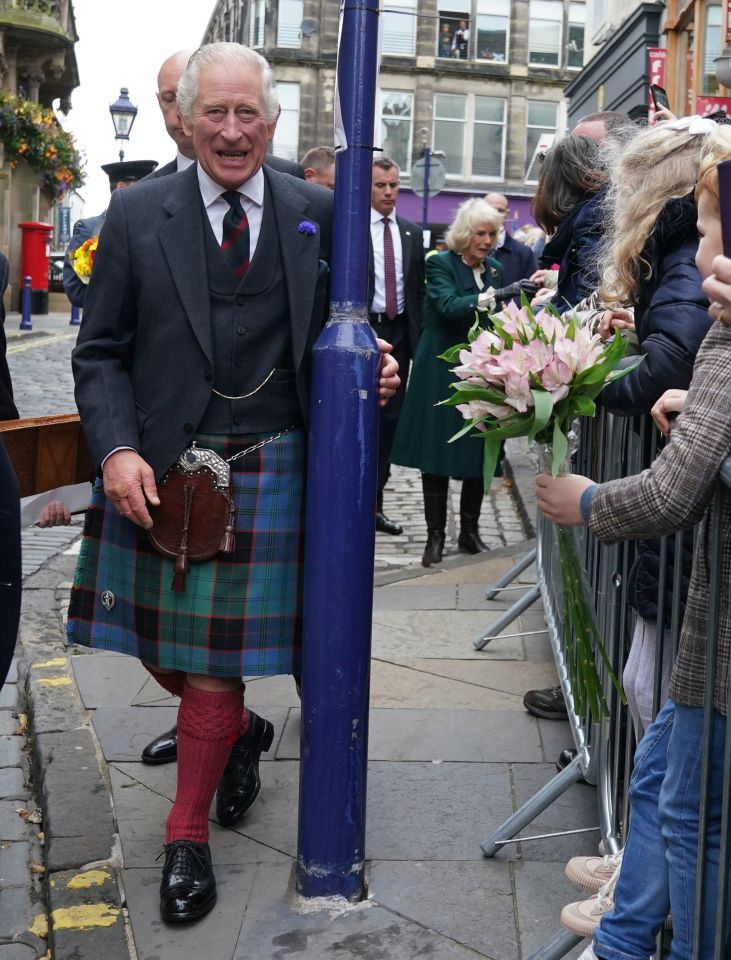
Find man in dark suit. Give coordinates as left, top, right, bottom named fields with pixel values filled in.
left=68, top=42, right=398, bottom=924
left=369, top=157, right=424, bottom=536
left=484, top=192, right=537, bottom=289
left=139, top=49, right=303, bottom=771
left=62, top=160, right=158, bottom=308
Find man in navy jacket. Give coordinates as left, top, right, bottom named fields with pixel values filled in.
left=485, top=192, right=536, bottom=288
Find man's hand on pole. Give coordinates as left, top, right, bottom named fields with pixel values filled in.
left=103, top=450, right=160, bottom=529
left=375, top=338, right=400, bottom=406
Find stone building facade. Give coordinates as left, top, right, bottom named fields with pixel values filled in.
left=203, top=0, right=585, bottom=230
left=0, top=0, right=79, bottom=302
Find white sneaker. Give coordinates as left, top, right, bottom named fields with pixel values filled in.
left=565, top=850, right=623, bottom=893
left=577, top=947, right=598, bottom=960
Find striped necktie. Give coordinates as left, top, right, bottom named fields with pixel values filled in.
left=221, top=190, right=250, bottom=280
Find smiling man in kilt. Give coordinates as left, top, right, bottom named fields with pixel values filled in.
left=67, top=42, right=398, bottom=924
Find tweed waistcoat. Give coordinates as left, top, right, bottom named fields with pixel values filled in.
left=198, top=185, right=302, bottom=435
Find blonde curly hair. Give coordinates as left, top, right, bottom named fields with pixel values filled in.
left=696, top=124, right=731, bottom=212
left=598, top=123, right=707, bottom=306
left=445, top=198, right=502, bottom=255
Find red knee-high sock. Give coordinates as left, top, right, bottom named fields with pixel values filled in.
left=146, top=668, right=186, bottom=699
left=165, top=684, right=243, bottom=844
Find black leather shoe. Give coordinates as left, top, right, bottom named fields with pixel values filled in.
left=160, top=840, right=216, bottom=923
left=523, top=685, right=568, bottom=720
left=215, top=710, right=275, bottom=827
left=422, top=528, right=445, bottom=567
left=556, top=747, right=589, bottom=784
left=141, top=725, right=178, bottom=764
left=457, top=528, right=488, bottom=554
left=376, top=512, right=403, bottom=536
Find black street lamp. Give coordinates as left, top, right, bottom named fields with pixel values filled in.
left=109, top=87, right=138, bottom=161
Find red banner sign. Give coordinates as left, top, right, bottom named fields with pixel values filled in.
left=648, top=47, right=668, bottom=119
left=696, top=95, right=731, bottom=116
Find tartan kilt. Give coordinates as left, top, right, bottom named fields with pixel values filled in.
left=66, top=430, right=305, bottom=677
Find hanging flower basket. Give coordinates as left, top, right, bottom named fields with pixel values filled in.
left=0, top=92, right=85, bottom=202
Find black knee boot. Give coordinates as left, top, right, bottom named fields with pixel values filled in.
left=421, top=473, right=448, bottom=567
left=458, top=477, right=488, bottom=554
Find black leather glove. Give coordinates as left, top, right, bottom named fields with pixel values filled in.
left=494, top=280, right=540, bottom=302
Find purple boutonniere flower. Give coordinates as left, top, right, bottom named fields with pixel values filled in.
left=298, top=220, right=317, bottom=235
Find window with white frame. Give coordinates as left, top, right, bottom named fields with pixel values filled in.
left=525, top=101, right=558, bottom=181
left=433, top=93, right=506, bottom=180
left=249, top=0, right=265, bottom=47
left=528, top=0, right=562, bottom=66
left=437, top=0, right=471, bottom=59
left=436, top=0, right=510, bottom=61
left=383, top=0, right=417, bottom=56
left=476, top=0, right=509, bottom=62
left=272, top=82, right=300, bottom=162
left=378, top=92, right=414, bottom=174
left=434, top=93, right=466, bottom=176
left=277, top=0, right=302, bottom=47
left=567, top=1, right=585, bottom=68
left=472, top=97, right=506, bottom=178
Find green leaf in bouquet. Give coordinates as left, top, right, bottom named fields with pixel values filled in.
left=467, top=317, right=483, bottom=343
left=492, top=320, right=514, bottom=349
left=440, top=383, right=509, bottom=405
left=528, top=389, right=553, bottom=442
left=447, top=419, right=484, bottom=443
left=551, top=420, right=568, bottom=476
left=482, top=434, right=503, bottom=492
left=438, top=343, right=469, bottom=363
left=604, top=355, right=645, bottom=383
left=570, top=394, right=596, bottom=418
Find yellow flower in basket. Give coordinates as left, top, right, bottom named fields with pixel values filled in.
left=70, top=236, right=99, bottom=284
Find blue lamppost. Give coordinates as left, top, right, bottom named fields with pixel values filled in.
left=296, top=0, right=381, bottom=901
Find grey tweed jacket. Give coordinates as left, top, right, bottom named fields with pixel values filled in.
left=589, top=321, right=731, bottom=715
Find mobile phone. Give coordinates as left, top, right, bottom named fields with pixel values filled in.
left=716, top=158, right=731, bottom=257
left=650, top=84, right=670, bottom=112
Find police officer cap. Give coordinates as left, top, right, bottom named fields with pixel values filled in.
left=101, top=160, right=158, bottom=187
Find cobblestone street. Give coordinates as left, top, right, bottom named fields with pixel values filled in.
left=6, top=313, right=529, bottom=575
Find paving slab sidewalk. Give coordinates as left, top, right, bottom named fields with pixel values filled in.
left=13, top=539, right=599, bottom=960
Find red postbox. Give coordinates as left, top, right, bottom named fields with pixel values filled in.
left=18, top=221, right=54, bottom=314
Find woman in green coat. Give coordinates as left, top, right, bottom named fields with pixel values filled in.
left=391, top=198, right=535, bottom=566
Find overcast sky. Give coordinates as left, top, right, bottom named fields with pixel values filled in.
left=60, top=0, right=212, bottom=216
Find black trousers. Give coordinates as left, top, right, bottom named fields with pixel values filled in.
left=0, top=439, right=20, bottom=691
left=370, top=314, right=411, bottom=508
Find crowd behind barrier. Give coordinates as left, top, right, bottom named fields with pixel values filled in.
left=480, top=406, right=731, bottom=960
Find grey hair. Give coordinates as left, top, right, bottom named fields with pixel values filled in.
left=176, top=42, right=279, bottom=124
left=446, top=198, right=502, bottom=254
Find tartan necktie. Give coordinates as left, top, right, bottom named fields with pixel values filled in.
left=382, top=217, right=399, bottom=320
left=221, top=190, right=250, bottom=280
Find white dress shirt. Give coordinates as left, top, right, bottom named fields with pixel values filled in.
left=196, top=164, right=265, bottom=258
left=369, top=208, right=405, bottom=315
left=176, top=151, right=195, bottom=173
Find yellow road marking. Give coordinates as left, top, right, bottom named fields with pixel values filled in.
left=28, top=914, right=49, bottom=937
left=36, top=677, right=72, bottom=687
left=7, top=332, right=76, bottom=355
left=51, top=904, right=120, bottom=930
left=33, top=658, right=67, bottom=669
left=66, top=869, right=110, bottom=889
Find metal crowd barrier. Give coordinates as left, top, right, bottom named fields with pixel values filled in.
left=476, top=407, right=731, bottom=960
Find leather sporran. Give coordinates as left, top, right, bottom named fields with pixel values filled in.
left=147, top=444, right=235, bottom=593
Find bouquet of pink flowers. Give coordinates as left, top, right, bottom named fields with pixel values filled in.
left=440, top=301, right=641, bottom=719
